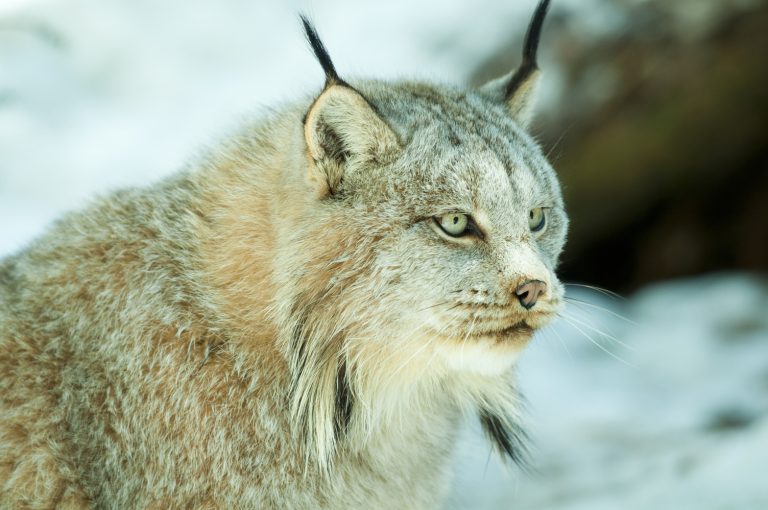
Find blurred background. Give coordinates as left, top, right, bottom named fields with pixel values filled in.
left=1, top=0, right=766, bottom=508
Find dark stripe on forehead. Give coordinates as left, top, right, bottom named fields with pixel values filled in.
left=455, top=95, right=515, bottom=155
left=403, top=86, right=488, bottom=142
left=400, top=89, right=461, bottom=142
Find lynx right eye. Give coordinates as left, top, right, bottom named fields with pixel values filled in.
left=435, top=213, right=470, bottom=237
left=528, top=207, right=546, bottom=233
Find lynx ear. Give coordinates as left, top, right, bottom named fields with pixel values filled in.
left=304, top=85, right=399, bottom=196
left=480, top=0, right=550, bottom=129
left=300, top=16, right=399, bottom=197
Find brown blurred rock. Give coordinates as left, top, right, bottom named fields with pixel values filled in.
left=473, top=0, right=768, bottom=292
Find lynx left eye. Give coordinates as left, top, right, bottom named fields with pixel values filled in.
left=435, top=213, right=470, bottom=237
left=529, top=208, right=546, bottom=233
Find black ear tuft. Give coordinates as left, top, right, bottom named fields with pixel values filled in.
left=480, top=409, right=531, bottom=470
left=300, top=14, right=348, bottom=88
left=504, top=0, right=550, bottom=100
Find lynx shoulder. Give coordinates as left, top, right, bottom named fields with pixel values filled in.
left=0, top=1, right=567, bottom=508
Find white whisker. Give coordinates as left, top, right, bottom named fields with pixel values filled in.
left=558, top=313, right=635, bottom=368
left=542, top=321, right=572, bottom=358
left=564, top=283, right=624, bottom=300
left=564, top=296, right=637, bottom=325
left=560, top=311, right=637, bottom=352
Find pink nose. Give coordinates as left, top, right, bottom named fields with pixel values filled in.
left=515, top=280, right=547, bottom=310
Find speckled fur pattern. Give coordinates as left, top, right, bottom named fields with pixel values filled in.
left=0, top=3, right=567, bottom=508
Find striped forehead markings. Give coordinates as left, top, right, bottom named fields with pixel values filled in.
left=395, top=87, right=551, bottom=200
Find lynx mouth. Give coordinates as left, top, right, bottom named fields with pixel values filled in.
left=496, top=322, right=533, bottom=336
left=485, top=321, right=533, bottom=338
left=463, top=321, right=534, bottom=340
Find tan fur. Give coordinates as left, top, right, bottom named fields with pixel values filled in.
left=0, top=5, right=566, bottom=508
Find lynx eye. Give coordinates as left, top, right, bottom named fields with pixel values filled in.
left=435, top=213, right=470, bottom=237
left=529, top=208, right=546, bottom=233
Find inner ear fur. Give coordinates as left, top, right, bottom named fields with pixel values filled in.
left=303, top=84, right=400, bottom=197
left=480, top=68, right=541, bottom=128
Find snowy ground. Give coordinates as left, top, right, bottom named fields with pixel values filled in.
left=2, top=1, right=767, bottom=509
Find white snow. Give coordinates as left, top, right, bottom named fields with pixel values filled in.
left=2, top=1, right=766, bottom=508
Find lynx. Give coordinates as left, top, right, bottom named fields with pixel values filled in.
left=0, top=1, right=567, bottom=508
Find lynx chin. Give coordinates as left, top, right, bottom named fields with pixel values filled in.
left=0, top=1, right=567, bottom=508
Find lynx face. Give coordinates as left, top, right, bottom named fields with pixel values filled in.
left=327, top=83, right=568, bottom=374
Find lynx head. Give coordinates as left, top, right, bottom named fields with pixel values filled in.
left=280, top=0, right=566, bottom=470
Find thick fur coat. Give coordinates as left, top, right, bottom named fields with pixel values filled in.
left=0, top=1, right=567, bottom=508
